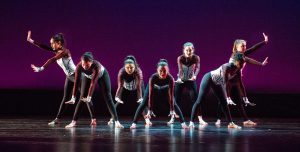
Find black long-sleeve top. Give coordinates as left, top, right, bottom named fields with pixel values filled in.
left=148, top=73, right=175, bottom=111
left=72, top=60, right=104, bottom=97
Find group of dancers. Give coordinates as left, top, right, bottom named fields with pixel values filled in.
left=27, top=30, right=269, bottom=129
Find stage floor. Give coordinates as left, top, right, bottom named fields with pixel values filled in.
left=0, top=117, right=299, bottom=152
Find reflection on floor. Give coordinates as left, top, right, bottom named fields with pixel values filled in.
left=0, top=117, right=299, bottom=152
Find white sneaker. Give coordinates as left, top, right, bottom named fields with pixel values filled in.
left=115, top=121, right=124, bottom=128
left=189, top=121, right=195, bottom=128
left=145, top=118, right=152, bottom=126
left=90, top=119, right=97, bottom=125
left=228, top=122, right=242, bottom=129
left=215, top=119, right=221, bottom=126
left=198, top=116, right=208, bottom=125
left=48, top=118, right=59, bottom=125
left=243, top=120, right=257, bottom=126
left=107, top=118, right=114, bottom=125
left=130, top=123, right=137, bottom=129
left=65, top=121, right=76, bottom=128
left=167, top=116, right=175, bottom=125
left=181, top=122, right=189, bottom=129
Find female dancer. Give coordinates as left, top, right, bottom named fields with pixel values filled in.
left=189, top=53, right=250, bottom=129
left=27, top=31, right=77, bottom=125
left=215, top=33, right=269, bottom=126
left=172, top=42, right=207, bottom=125
left=107, top=55, right=151, bottom=125
left=130, top=59, right=188, bottom=129
left=65, top=52, right=123, bottom=128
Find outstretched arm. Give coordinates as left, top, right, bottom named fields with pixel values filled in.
left=245, top=33, right=268, bottom=55
left=245, top=57, right=269, bottom=66
left=27, top=30, right=54, bottom=52
left=30, top=50, right=67, bottom=72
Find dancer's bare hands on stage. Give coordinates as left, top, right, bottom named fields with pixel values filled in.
left=27, top=31, right=34, bottom=43
left=262, top=57, right=269, bottom=66
left=145, top=110, right=156, bottom=119
left=263, top=33, right=268, bottom=43
left=175, top=78, right=184, bottom=83
left=81, top=96, right=92, bottom=103
left=243, top=97, right=256, bottom=106
left=65, top=96, right=76, bottom=104
left=168, top=110, right=179, bottom=118
left=227, top=97, right=236, bottom=105
left=137, top=98, right=143, bottom=103
left=189, top=75, right=196, bottom=81
left=115, top=97, right=124, bottom=104
left=31, top=64, right=44, bottom=72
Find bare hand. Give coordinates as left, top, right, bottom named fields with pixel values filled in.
left=31, top=64, right=44, bottom=72
left=263, top=33, right=268, bottom=43
left=262, top=57, right=268, bottom=66
left=27, top=31, right=34, bottom=43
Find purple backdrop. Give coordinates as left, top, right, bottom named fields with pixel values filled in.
left=1, top=0, right=300, bottom=93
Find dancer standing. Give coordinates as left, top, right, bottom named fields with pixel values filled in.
left=27, top=31, right=77, bottom=125
left=65, top=52, right=123, bottom=128
left=130, top=59, right=188, bottom=129
left=173, top=42, right=207, bottom=125
left=215, top=33, right=269, bottom=126
left=107, top=55, right=151, bottom=125
left=189, top=53, right=250, bottom=129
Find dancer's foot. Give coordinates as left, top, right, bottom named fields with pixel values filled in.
left=48, top=118, right=59, bottom=125
left=65, top=120, right=76, bottom=128
left=198, top=116, right=208, bottom=125
left=167, top=116, right=175, bottom=125
left=115, top=121, right=124, bottom=128
left=130, top=123, right=137, bottom=129
left=145, top=118, right=152, bottom=126
left=228, top=122, right=241, bottom=129
left=189, top=121, right=195, bottom=128
left=107, top=118, right=114, bottom=125
left=181, top=122, right=189, bottom=129
left=243, top=120, right=257, bottom=126
left=90, top=119, right=97, bottom=125
left=215, top=119, right=221, bottom=126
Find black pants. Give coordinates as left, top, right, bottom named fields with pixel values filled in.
left=216, top=83, right=249, bottom=121
left=72, top=70, right=119, bottom=121
left=132, top=84, right=186, bottom=123
left=56, top=74, right=76, bottom=119
left=175, top=80, right=201, bottom=120
left=190, top=73, right=233, bottom=123
left=114, top=82, right=148, bottom=116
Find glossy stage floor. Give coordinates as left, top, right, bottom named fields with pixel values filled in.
left=0, top=117, right=299, bottom=152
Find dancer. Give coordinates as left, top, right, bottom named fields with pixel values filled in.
left=107, top=55, right=151, bottom=125
left=65, top=52, right=123, bottom=128
left=173, top=42, right=207, bottom=125
left=189, top=53, right=251, bottom=129
left=130, top=59, right=188, bottom=129
left=27, top=31, right=77, bottom=125
left=215, top=33, right=269, bottom=126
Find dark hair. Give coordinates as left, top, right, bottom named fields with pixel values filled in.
left=81, top=52, right=94, bottom=62
left=157, top=59, right=168, bottom=67
left=51, top=33, right=66, bottom=47
left=231, top=53, right=245, bottom=66
left=124, top=55, right=139, bottom=69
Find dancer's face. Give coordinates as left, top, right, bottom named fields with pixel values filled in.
left=81, top=60, right=93, bottom=70
left=236, top=42, right=247, bottom=53
left=157, top=66, right=168, bottom=79
left=184, top=46, right=194, bottom=58
left=125, top=63, right=135, bottom=75
left=50, top=38, right=62, bottom=50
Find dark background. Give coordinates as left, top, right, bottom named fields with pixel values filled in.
left=1, top=0, right=299, bottom=118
